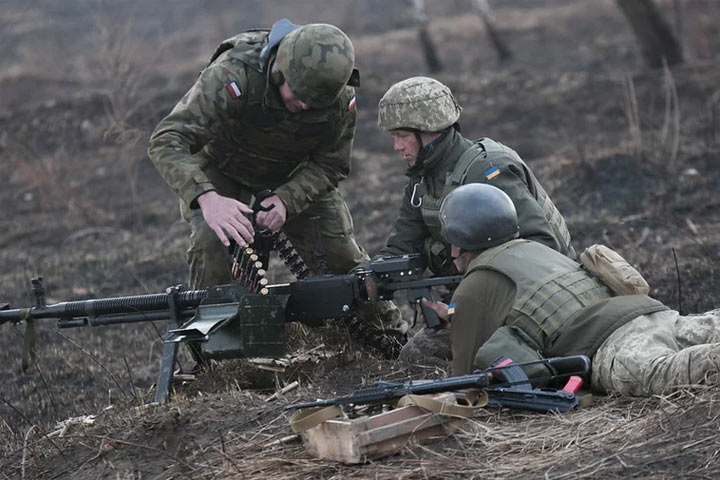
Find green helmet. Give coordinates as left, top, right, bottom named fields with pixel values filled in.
left=440, top=183, right=520, bottom=251
left=378, top=76, right=462, bottom=132
left=275, top=23, right=354, bottom=108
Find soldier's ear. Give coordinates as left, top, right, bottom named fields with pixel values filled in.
left=270, top=63, right=284, bottom=85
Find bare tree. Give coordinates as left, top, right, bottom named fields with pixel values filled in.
left=616, top=0, right=684, bottom=68
left=411, top=0, right=443, bottom=73
left=471, top=0, right=512, bottom=62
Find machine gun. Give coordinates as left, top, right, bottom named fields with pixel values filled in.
left=0, top=254, right=460, bottom=403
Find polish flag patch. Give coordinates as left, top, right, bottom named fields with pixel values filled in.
left=226, top=81, right=242, bottom=99
left=348, top=96, right=356, bottom=110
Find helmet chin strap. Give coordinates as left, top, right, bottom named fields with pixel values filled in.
left=414, top=128, right=448, bottom=168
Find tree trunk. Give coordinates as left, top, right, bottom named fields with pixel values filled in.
left=411, top=0, right=443, bottom=73
left=472, top=0, right=512, bottom=62
left=616, top=0, right=684, bottom=68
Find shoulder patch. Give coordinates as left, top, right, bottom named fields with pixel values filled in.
left=226, top=81, right=242, bottom=99
left=485, top=166, right=500, bottom=180
left=348, top=96, right=356, bottom=111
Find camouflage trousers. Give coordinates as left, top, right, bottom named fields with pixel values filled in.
left=398, top=327, right=452, bottom=366
left=592, top=308, right=720, bottom=396
left=180, top=165, right=407, bottom=337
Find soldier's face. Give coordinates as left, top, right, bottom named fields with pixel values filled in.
left=390, top=130, right=421, bottom=166
left=279, top=81, right=311, bottom=113
left=451, top=245, right=471, bottom=273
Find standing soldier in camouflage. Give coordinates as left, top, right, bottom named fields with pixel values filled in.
left=148, top=19, right=407, bottom=350
left=375, top=76, right=575, bottom=364
left=425, top=183, right=720, bottom=396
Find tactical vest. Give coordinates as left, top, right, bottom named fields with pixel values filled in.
left=466, top=239, right=613, bottom=349
left=416, top=140, right=485, bottom=240
left=202, top=31, right=344, bottom=187
left=416, top=139, right=572, bottom=254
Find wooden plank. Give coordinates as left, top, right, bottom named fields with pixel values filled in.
left=299, top=393, right=462, bottom=463
left=357, top=411, right=459, bottom=447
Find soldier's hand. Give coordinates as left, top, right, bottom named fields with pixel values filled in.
left=256, top=195, right=287, bottom=231
left=421, top=298, right=451, bottom=327
left=197, top=191, right=255, bottom=247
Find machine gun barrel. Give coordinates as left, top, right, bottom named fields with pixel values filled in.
left=0, top=290, right=207, bottom=324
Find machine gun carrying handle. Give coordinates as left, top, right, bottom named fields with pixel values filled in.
left=252, top=189, right=276, bottom=215
left=250, top=189, right=277, bottom=269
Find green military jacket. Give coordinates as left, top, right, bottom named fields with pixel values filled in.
left=464, top=240, right=668, bottom=363
left=148, top=29, right=357, bottom=216
left=379, top=128, right=575, bottom=272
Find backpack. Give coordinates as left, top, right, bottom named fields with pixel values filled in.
left=580, top=244, right=650, bottom=296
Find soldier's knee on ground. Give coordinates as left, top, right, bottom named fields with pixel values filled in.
left=356, top=301, right=409, bottom=335
left=398, top=328, right=452, bottom=365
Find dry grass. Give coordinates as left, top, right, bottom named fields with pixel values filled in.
left=1, top=1, right=719, bottom=479
left=4, top=382, right=719, bottom=479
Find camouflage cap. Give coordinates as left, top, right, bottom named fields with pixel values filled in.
left=378, top=76, right=462, bottom=132
left=275, top=23, right=354, bottom=108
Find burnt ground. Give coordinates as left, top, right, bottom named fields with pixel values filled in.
left=1, top=0, right=720, bottom=478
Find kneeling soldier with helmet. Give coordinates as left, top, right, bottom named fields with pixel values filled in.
left=421, top=183, right=720, bottom=395
left=375, top=76, right=575, bottom=364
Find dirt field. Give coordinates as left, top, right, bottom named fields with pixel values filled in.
left=1, top=0, right=719, bottom=478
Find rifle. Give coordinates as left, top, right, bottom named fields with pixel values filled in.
left=284, top=355, right=590, bottom=413
left=0, top=254, right=460, bottom=403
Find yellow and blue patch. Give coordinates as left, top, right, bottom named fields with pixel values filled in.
left=447, top=302, right=456, bottom=315
left=485, top=166, right=500, bottom=180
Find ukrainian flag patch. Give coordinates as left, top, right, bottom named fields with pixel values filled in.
left=447, top=302, right=456, bottom=315
left=485, top=166, right=500, bottom=180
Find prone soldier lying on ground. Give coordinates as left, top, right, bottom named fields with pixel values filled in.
left=419, top=183, right=720, bottom=396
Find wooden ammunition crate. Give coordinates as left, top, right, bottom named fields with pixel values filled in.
left=299, top=393, right=462, bottom=464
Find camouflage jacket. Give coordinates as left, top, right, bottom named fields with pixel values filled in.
left=380, top=128, right=575, bottom=265
left=147, top=29, right=357, bottom=216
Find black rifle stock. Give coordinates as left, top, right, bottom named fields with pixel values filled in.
left=0, top=254, right=459, bottom=402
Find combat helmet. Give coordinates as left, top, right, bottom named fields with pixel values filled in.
left=440, top=184, right=520, bottom=251
left=378, top=76, right=462, bottom=132
left=274, top=23, right=355, bottom=108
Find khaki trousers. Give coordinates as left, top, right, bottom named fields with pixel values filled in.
left=592, top=308, right=720, bottom=395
